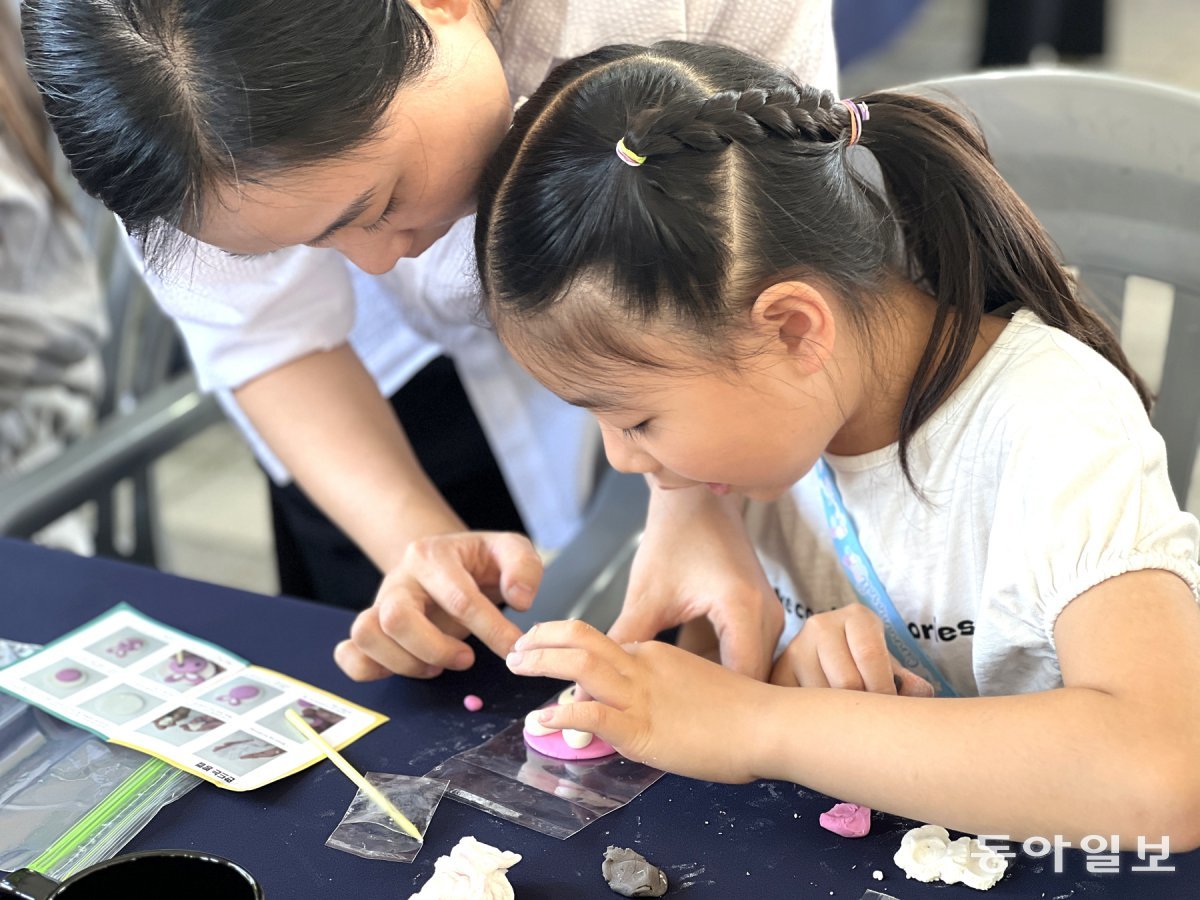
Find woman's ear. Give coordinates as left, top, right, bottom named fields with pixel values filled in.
left=749, top=280, right=837, bottom=374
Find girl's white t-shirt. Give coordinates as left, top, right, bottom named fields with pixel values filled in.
left=132, top=0, right=838, bottom=550
left=746, top=310, right=1200, bottom=698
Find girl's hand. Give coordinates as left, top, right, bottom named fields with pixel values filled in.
left=769, top=605, right=934, bottom=697
left=506, top=619, right=770, bottom=783
left=612, top=486, right=783, bottom=681
left=335, top=532, right=542, bottom=680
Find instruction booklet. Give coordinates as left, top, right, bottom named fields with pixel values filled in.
left=0, top=604, right=386, bottom=791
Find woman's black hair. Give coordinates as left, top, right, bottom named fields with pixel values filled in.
left=476, top=41, right=1150, bottom=488
left=20, top=0, right=441, bottom=261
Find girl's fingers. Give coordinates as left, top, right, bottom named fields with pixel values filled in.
left=816, top=634, right=867, bottom=692
left=514, top=619, right=628, bottom=664
left=768, top=651, right=801, bottom=688
left=506, top=645, right=630, bottom=707
left=534, top=700, right=635, bottom=755
left=844, top=615, right=897, bottom=694
left=796, top=643, right=831, bottom=689
left=891, top=658, right=935, bottom=697
left=606, top=601, right=674, bottom=648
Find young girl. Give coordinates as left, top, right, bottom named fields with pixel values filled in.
left=21, top=0, right=832, bottom=684
left=475, top=42, right=1200, bottom=845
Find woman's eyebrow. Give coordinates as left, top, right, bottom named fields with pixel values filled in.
left=307, top=186, right=378, bottom=245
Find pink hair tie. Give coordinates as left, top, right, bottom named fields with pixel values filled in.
left=840, top=99, right=870, bottom=146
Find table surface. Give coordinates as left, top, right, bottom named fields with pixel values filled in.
left=2, top=538, right=1196, bottom=899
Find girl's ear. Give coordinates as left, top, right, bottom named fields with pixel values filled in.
left=749, top=280, right=837, bottom=374
left=409, top=0, right=475, bottom=26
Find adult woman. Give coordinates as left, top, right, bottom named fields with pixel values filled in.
left=21, top=0, right=835, bottom=680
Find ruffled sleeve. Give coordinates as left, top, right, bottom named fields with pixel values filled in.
left=975, top=331, right=1200, bottom=691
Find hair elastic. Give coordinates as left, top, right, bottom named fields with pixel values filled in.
left=615, top=137, right=647, bottom=167
left=840, top=99, right=870, bottom=146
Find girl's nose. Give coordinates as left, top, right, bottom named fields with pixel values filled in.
left=599, top=423, right=659, bottom=476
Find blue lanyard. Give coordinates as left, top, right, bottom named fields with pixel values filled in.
left=813, top=459, right=959, bottom=698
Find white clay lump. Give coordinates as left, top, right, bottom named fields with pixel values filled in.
left=523, top=709, right=556, bottom=737
left=562, top=728, right=593, bottom=749
left=893, top=824, right=1008, bottom=891
left=544, top=684, right=594, bottom=749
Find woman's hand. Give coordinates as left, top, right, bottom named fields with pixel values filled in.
left=769, top=605, right=933, bottom=696
left=506, top=619, right=771, bottom=783
left=612, top=485, right=783, bottom=681
left=335, top=532, right=542, bottom=680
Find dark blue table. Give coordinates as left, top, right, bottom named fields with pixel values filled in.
left=2, top=539, right=1195, bottom=898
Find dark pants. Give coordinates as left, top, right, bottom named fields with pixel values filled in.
left=980, top=0, right=1107, bottom=67
left=268, top=356, right=526, bottom=610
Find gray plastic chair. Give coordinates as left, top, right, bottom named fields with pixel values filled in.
left=909, top=69, right=1200, bottom=508
left=0, top=207, right=223, bottom=564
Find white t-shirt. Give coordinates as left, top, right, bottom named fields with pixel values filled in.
left=135, top=0, right=837, bottom=550
left=745, top=310, right=1200, bottom=698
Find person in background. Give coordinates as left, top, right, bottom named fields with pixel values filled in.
left=467, top=40, right=1200, bottom=844
left=21, top=0, right=836, bottom=684
left=0, top=6, right=106, bottom=553
left=979, top=0, right=1107, bottom=68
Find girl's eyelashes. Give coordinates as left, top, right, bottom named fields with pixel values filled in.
left=362, top=195, right=401, bottom=234
left=621, top=420, right=651, bottom=440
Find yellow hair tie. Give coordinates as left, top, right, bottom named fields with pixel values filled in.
left=614, top=137, right=647, bottom=167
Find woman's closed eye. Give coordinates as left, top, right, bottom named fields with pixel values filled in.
left=362, top=195, right=402, bottom=234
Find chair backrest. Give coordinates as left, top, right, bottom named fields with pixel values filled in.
left=908, top=70, right=1200, bottom=509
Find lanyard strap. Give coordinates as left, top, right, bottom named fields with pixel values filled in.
left=813, top=459, right=959, bottom=698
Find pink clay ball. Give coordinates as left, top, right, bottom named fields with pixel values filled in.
left=463, top=694, right=484, bottom=712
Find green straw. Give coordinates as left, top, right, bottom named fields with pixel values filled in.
left=27, top=759, right=174, bottom=875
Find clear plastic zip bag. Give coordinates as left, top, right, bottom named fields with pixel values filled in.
left=0, top=640, right=201, bottom=881
left=425, top=702, right=664, bottom=840
left=325, top=773, right=449, bottom=863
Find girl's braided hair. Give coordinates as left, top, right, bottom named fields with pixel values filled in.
left=477, top=41, right=1147, bottom=489
left=624, top=85, right=844, bottom=154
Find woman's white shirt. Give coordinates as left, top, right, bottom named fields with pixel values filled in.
left=134, top=0, right=838, bottom=548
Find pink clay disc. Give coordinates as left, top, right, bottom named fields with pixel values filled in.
left=818, top=802, right=872, bottom=838
left=522, top=704, right=616, bottom=760
left=463, top=694, right=484, bottom=712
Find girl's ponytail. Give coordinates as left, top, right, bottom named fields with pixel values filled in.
left=857, top=91, right=1151, bottom=435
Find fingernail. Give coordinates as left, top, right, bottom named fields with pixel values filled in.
left=514, top=625, right=536, bottom=650
left=506, top=651, right=524, bottom=668
left=420, top=664, right=443, bottom=678
left=508, top=583, right=534, bottom=605
left=452, top=651, right=472, bottom=670
left=537, top=708, right=552, bottom=723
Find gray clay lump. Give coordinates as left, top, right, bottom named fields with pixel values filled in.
left=602, top=845, right=668, bottom=897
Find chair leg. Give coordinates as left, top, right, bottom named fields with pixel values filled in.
left=130, top=468, right=161, bottom=568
